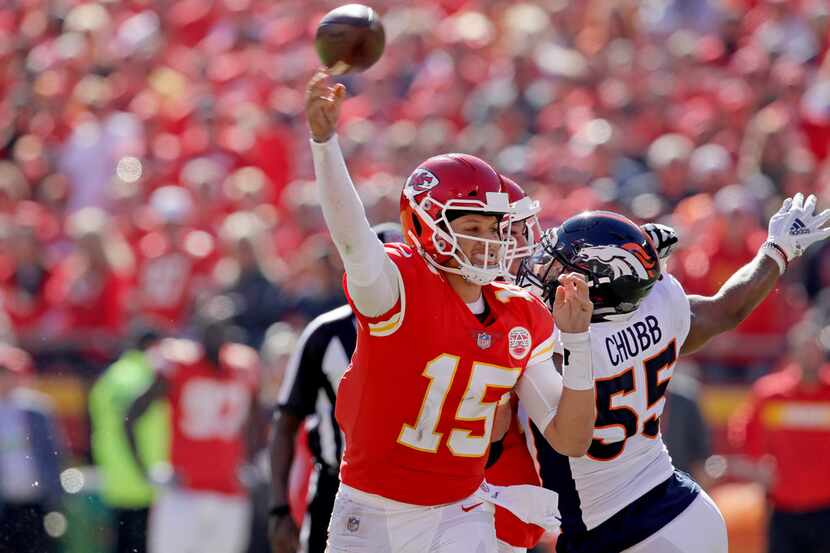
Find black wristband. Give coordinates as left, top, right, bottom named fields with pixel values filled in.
left=269, top=504, right=291, bottom=518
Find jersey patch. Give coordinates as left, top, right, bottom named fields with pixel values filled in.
left=509, top=327, right=532, bottom=360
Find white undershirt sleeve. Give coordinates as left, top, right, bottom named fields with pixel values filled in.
left=310, top=135, right=400, bottom=317
left=515, top=357, right=563, bottom=432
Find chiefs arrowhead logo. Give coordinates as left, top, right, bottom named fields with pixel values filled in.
left=406, top=168, right=440, bottom=194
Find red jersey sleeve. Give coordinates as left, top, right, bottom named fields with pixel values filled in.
left=728, top=394, right=765, bottom=460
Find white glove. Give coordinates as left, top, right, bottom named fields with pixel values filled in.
left=764, top=193, right=830, bottom=271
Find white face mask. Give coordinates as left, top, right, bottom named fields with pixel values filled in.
left=406, top=190, right=517, bottom=285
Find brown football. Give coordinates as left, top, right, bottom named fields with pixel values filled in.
left=314, top=4, right=385, bottom=75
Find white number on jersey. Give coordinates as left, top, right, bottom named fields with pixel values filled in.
left=180, top=378, right=251, bottom=440
left=588, top=339, right=677, bottom=461
left=397, top=353, right=520, bottom=457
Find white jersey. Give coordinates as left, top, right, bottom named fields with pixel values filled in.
left=548, top=274, right=691, bottom=532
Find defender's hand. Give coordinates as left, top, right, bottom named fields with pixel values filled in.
left=552, top=273, right=593, bottom=333
left=305, top=69, right=346, bottom=143
left=767, top=192, right=830, bottom=261
left=642, top=223, right=679, bottom=261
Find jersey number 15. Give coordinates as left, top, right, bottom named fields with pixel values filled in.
left=397, top=353, right=520, bottom=458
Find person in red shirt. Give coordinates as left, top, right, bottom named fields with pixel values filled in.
left=306, top=71, right=596, bottom=553
left=132, top=185, right=217, bottom=332
left=44, top=208, right=132, bottom=372
left=728, top=316, right=830, bottom=553
left=125, top=307, right=259, bottom=553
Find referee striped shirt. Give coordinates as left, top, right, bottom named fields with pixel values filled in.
left=277, top=305, right=356, bottom=469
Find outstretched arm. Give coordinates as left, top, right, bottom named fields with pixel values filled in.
left=306, top=71, right=399, bottom=317
left=682, top=193, right=830, bottom=355
left=517, top=274, right=596, bottom=457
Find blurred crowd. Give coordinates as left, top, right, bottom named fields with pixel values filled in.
left=2, top=0, right=830, bottom=383
left=1, top=0, right=830, bottom=552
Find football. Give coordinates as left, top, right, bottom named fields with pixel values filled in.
left=314, top=4, right=385, bottom=75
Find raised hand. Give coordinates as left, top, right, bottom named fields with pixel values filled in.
left=767, top=192, right=830, bottom=262
left=642, top=223, right=679, bottom=261
left=305, top=69, right=346, bottom=143
left=552, top=273, right=593, bottom=334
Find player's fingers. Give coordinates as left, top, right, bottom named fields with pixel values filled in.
left=805, top=194, right=817, bottom=216
left=570, top=275, right=590, bottom=297
left=814, top=227, right=830, bottom=242
left=334, top=83, right=346, bottom=100
left=307, top=70, right=329, bottom=93
left=554, top=284, right=566, bottom=306
left=812, top=209, right=830, bottom=229
left=778, top=197, right=793, bottom=214
left=792, top=192, right=804, bottom=211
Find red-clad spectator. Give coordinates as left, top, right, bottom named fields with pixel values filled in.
left=44, top=208, right=132, bottom=371
left=0, top=218, right=53, bottom=345
left=132, top=185, right=217, bottom=332
left=729, top=316, right=830, bottom=553
left=125, top=305, right=259, bottom=553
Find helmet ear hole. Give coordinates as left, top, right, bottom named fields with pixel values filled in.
left=411, top=213, right=422, bottom=235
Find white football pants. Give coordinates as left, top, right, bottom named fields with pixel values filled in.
left=149, top=488, right=251, bottom=553
left=622, top=490, right=728, bottom=553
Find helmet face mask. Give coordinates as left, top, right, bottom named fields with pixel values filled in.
left=517, top=212, right=661, bottom=321
left=500, top=176, right=541, bottom=277
left=400, top=154, right=516, bottom=285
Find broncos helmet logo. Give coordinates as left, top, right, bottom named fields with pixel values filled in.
left=406, top=168, right=440, bottom=194
left=576, top=244, right=651, bottom=280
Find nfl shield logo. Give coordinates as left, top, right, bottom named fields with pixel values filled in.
left=476, top=332, right=492, bottom=350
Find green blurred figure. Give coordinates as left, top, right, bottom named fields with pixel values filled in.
left=89, top=326, right=169, bottom=553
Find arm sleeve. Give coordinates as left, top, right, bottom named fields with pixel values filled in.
left=310, top=136, right=399, bottom=317
left=515, top=357, right=563, bottom=432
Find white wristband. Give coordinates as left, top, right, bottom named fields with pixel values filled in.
left=760, top=241, right=787, bottom=275
left=559, top=331, right=593, bottom=391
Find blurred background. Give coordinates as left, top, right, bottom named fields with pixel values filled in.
left=1, top=0, right=829, bottom=552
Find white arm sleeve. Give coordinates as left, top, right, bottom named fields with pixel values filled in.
left=310, top=135, right=400, bottom=317
left=515, top=357, right=563, bottom=432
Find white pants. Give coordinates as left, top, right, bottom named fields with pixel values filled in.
left=622, top=490, right=727, bottom=553
left=325, top=484, right=498, bottom=553
left=149, top=488, right=252, bottom=553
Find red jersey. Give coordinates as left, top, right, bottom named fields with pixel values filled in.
left=337, top=244, right=554, bottom=505
left=134, top=230, right=216, bottom=329
left=45, top=260, right=129, bottom=335
left=157, top=339, right=258, bottom=495
left=729, top=364, right=830, bottom=511
left=487, top=402, right=546, bottom=548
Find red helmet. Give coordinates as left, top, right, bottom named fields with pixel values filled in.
left=500, top=175, right=541, bottom=264
left=400, top=153, right=514, bottom=285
